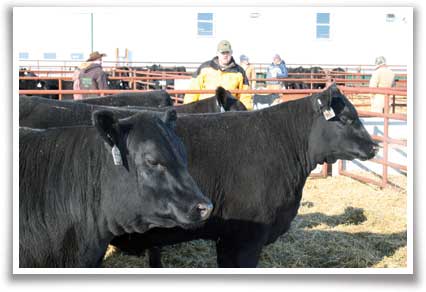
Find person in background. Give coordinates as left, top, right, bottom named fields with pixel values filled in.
left=266, top=54, right=288, bottom=90
left=369, top=56, right=396, bottom=113
left=77, top=51, right=109, bottom=99
left=184, top=40, right=253, bottom=110
left=239, top=54, right=256, bottom=89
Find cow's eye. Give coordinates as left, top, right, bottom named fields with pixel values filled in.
left=145, top=157, right=166, bottom=172
left=145, top=157, right=159, bottom=166
left=339, top=115, right=353, bottom=125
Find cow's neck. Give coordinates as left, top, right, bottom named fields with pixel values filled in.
left=264, top=97, right=317, bottom=177
left=71, top=130, right=121, bottom=266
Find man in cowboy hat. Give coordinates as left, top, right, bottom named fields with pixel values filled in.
left=369, top=56, right=396, bottom=112
left=75, top=51, right=109, bottom=99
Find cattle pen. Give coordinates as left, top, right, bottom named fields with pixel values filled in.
left=17, top=62, right=409, bottom=269
left=18, top=62, right=408, bottom=188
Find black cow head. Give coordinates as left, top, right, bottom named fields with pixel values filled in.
left=308, top=84, right=378, bottom=165
left=92, top=109, right=213, bottom=234
left=19, top=69, right=47, bottom=92
left=107, top=78, right=130, bottom=90
left=215, top=86, right=247, bottom=111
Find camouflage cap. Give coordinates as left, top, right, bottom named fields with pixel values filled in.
left=217, top=40, right=233, bottom=53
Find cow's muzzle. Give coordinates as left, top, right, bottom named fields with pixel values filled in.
left=196, top=202, right=214, bottom=220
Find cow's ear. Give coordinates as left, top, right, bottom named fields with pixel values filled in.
left=316, top=84, right=335, bottom=107
left=162, top=109, right=177, bottom=129
left=316, top=84, right=346, bottom=120
left=329, top=82, right=338, bottom=92
left=315, top=86, right=335, bottom=120
left=215, top=86, right=228, bottom=108
left=92, top=110, right=121, bottom=147
left=93, top=110, right=130, bottom=170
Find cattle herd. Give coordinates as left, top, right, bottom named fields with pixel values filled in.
left=19, top=64, right=189, bottom=100
left=18, top=80, right=378, bottom=268
left=19, top=65, right=346, bottom=101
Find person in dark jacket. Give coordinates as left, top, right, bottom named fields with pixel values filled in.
left=77, top=51, right=109, bottom=99
left=266, top=54, right=289, bottom=89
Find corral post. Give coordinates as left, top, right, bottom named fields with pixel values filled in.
left=132, top=68, right=137, bottom=90
left=58, top=78, right=62, bottom=100
left=382, top=94, right=390, bottom=188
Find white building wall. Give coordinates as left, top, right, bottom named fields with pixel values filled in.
left=14, top=6, right=412, bottom=66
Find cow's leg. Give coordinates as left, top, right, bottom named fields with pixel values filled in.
left=148, top=246, right=163, bottom=268
left=215, top=237, right=264, bottom=268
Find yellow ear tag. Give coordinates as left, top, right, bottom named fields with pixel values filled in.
left=323, top=108, right=335, bottom=120
left=111, top=145, right=123, bottom=166
left=317, top=99, right=335, bottom=120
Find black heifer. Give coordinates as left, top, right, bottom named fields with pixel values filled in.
left=121, top=65, right=187, bottom=90
left=175, top=87, right=246, bottom=113
left=126, top=87, right=247, bottom=113
left=20, top=86, right=245, bottom=130
left=19, top=85, right=377, bottom=268
left=19, top=95, right=141, bottom=129
left=330, top=67, right=346, bottom=86
left=285, top=66, right=310, bottom=89
left=111, top=84, right=378, bottom=268
left=19, top=69, right=75, bottom=100
left=77, top=91, right=173, bottom=108
left=19, top=110, right=212, bottom=268
left=107, top=67, right=131, bottom=90
left=285, top=66, right=326, bottom=90
left=41, top=79, right=74, bottom=100
left=19, top=69, right=47, bottom=94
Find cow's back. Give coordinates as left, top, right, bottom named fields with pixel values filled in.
left=78, top=91, right=173, bottom=107
left=19, top=95, right=136, bottom=128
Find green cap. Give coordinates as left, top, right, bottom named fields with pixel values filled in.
left=217, top=40, right=233, bottom=53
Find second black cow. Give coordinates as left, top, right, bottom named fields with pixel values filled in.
left=19, top=85, right=377, bottom=268
left=109, top=84, right=378, bottom=267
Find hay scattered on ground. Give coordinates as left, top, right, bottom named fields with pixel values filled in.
left=103, top=174, right=408, bottom=269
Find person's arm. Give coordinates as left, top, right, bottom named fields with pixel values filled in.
left=391, top=71, right=396, bottom=87
left=250, top=65, right=256, bottom=89
left=98, top=71, right=109, bottom=90
left=72, top=70, right=80, bottom=89
left=237, top=70, right=253, bottom=110
left=369, top=70, right=379, bottom=88
left=277, top=62, right=288, bottom=78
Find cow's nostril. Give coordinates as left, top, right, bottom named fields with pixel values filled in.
left=197, top=203, right=213, bottom=220
left=373, top=143, right=381, bottom=154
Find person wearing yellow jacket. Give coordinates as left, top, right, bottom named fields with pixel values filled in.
left=184, top=40, right=253, bottom=110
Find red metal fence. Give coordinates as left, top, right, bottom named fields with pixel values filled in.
left=336, top=90, right=407, bottom=188
left=18, top=69, right=408, bottom=188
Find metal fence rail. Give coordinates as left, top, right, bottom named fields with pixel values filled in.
left=18, top=84, right=408, bottom=188
left=336, top=89, right=407, bottom=188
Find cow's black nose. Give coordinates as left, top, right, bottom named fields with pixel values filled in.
left=197, top=202, right=213, bottom=220
left=372, top=142, right=381, bottom=155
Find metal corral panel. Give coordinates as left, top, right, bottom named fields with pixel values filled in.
left=338, top=117, right=407, bottom=175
